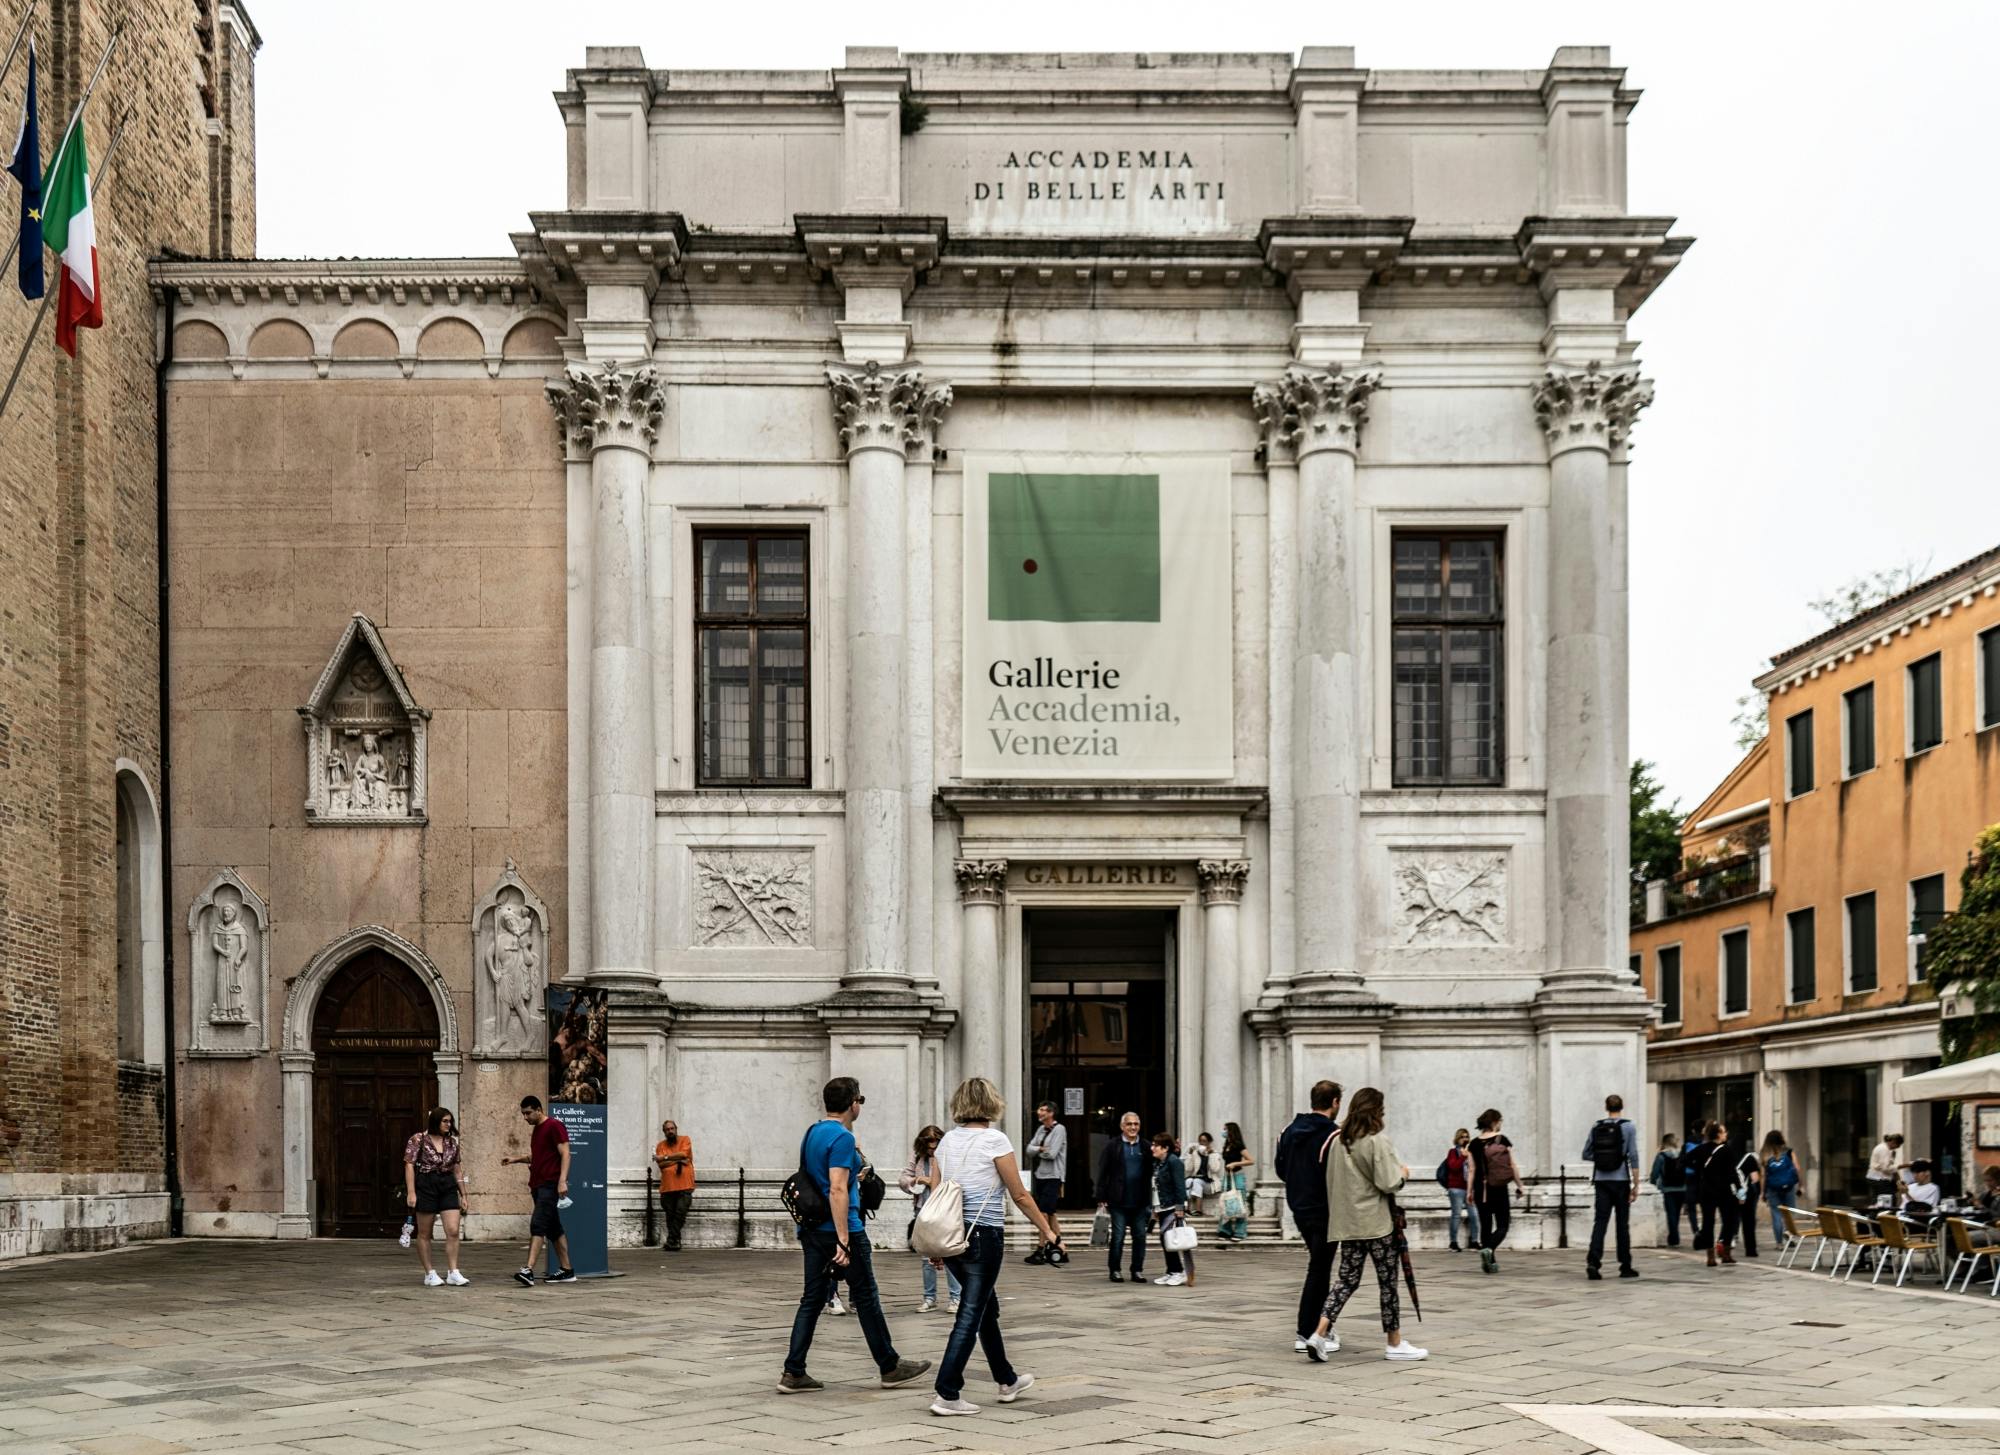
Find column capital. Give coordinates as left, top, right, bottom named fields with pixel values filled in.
left=1251, top=380, right=1297, bottom=466
left=547, top=361, right=666, bottom=458
left=1198, top=859, right=1251, bottom=906
left=1254, top=364, right=1382, bottom=460
left=954, top=859, right=1008, bottom=906
left=828, top=359, right=952, bottom=458
left=1531, top=361, right=1653, bottom=457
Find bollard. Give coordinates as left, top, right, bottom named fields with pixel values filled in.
left=1557, top=1167, right=1569, bottom=1249
left=736, top=1167, right=748, bottom=1248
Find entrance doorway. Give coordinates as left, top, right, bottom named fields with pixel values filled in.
left=1026, top=908, right=1173, bottom=1209
left=311, top=950, right=439, bottom=1236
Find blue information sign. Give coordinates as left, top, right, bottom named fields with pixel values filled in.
left=545, top=985, right=611, bottom=1277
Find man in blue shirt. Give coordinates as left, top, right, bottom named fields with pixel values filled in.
left=779, top=1077, right=931, bottom=1395
left=1582, top=1093, right=1642, bottom=1281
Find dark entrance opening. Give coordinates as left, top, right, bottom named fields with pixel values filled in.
left=1026, top=907, right=1174, bottom=1209
left=312, top=950, right=440, bottom=1236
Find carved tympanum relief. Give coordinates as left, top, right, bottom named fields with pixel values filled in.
left=299, top=614, right=430, bottom=824
left=693, top=851, right=813, bottom=947
left=473, top=861, right=549, bottom=1058
left=188, top=868, right=271, bottom=1054
left=1393, top=851, right=1508, bottom=945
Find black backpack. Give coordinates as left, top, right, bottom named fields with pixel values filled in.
left=780, top=1130, right=832, bottom=1229
left=1589, top=1118, right=1627, bottom=1174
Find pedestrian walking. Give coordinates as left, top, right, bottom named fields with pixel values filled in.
left=777, top=1077, right=931, bottom=1395
left=1021, top=1102, right=1067, bottom=1264
left=1150, top=1132, right=1195, bottom=1286
left=1732, top=1139, right=1763, bottom=1258
left=926, top=1076, right=1062, bottom=1417
left=1680, top=1131, right=1705, bottom=1243
left=402, top=1107, right=468, bottom=1286
left=499, top=1096, right=576, bottom=1286
left=1186, top=1132, right=1218, bottom=1215
left=1216, top=1121, right=1255, bottom=1242
left=1468, top=1107, right=1523, bottom=1274
left=1438, top=1127, right=1479, bottom=1252
left=1300, top=1087, right=1428, bottom=1364
left=1094, top=1111, right=1151, bottom=1283
left=901, top=1125, right=962, bottom=1313
left=1759, top=1131, right=1800, bottom=1246
left=1276, top=1081, right=1341, bottom=1351
left=1866, top=1130, right=1905, bottom=1199
left=652, top=1118, right=694, bottom=1252
left=1648, top=1134, right=1685, bottom=1247
left=1691, top=1120, right=1739, bottom=1267
left=1582, top=1094, right=1640, bottom=1281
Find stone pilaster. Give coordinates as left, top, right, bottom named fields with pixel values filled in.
left=954, top=859, right=1008, bottom=1093
left=549, top=361, right=666, bottom=991
left=1198, top=859, right=1251, bottom=1138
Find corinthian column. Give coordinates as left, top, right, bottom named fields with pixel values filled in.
left=548, top=362, right=666, bottom=989
left=1273, top=365, right=1379, bottom=996
left=828, top=361, right=952, bottom=988
left=1199, top=859, right=1250, bottom=1136
left=1532, top=362, right=1652, bottom=990
left=954, top=860, right=1007, bottom=1087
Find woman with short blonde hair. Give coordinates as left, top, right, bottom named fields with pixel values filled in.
left=950, top=1076, right=1006, bottom=1125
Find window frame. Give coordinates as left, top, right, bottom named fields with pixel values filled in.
left=1979, top=624, right=2000, bottom=733
left=1844, top=889, right=1879, bottom=995
left=1784, top=707, right=1814, bottom=799
left=1388, top=529, right=1506, bottom=789
left=1718, top=925, right=1751, bottom=1020
left=1785, top=906, right=1816, bottom=1006
left=1909, top=872, right=1947, bottom=983
left=1842, top=682, right=1876, bottom=779
left=1906, top=651, right=1943, bottom=756
left=692, top=527, right=813, bottom=788
left=1656, top=942, right=1683, bottom=1028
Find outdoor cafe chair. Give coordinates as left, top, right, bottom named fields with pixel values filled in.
left=1831, top=1209, right=1885, bottom=1282
left=1871, top=1211, right=1937, bottom=1287
left=1777, top=1203, right=1825, bottom=1269
left=1813, top=1207, right=1854, bottom=1276
left=1942, top=1217, right=2000, bottom=1296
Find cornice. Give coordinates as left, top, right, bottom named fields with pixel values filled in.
left=1516, top=215, right=1690, bottom=314
left=1756, top=568, right=2000, bottom=697
left=1258, top=216, right=1415, bottom=293
left=147, top=258, right=537, bottom=308
left=516, top=211, right=691, bottom=297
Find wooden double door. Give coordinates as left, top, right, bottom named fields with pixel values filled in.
left=312, top=950, right=439, bottom=1237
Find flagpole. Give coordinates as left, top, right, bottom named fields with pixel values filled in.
left=0, top=3, right=37, bottom=93
left=0, top=19, right=120, bottom=283
left=0, top=107, right=126, bottom=422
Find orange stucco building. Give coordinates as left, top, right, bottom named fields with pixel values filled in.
left=1633, top=546, right=2000, bottom=1201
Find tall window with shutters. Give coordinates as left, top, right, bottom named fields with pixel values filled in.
left=1907, top=652, right=1942, bottom=755
left=695, top=530, right=810, bottom=787
left=1391, top=532, right=1504, bottom=787
left=1657, top=944, right=1682, bottom=1026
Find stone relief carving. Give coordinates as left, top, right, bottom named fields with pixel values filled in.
left=953, top=859, right=1008, bottom=907
left=1393, top=851, right=1508, bottom=946
left=826, top=360, right=953, bottom=457
left=472, top=860, right=549, bottom=1058
left=1531, top=361, right=1654, bottom=452
left=1197, top=858, right=1252, bottom=906
left=299, top=613, right=429, bottom=825
left=546, top=361, right=666, bottom=454
left=1252, top=365, right=1383, bottom=458
left=693, top=851, right=813, bottom=947
left=187, top=868, right=271, bottom=1055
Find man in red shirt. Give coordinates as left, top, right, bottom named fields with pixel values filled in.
left=501, top=1095, right=575, bottom=1286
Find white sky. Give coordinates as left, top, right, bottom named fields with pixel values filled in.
left=252, top=1, right=1999, bottom=812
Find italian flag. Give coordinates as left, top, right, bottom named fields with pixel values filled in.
left=42, top=119, right=101, bottom=357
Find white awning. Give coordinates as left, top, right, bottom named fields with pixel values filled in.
left=1893, top=1051, right=2000, bottom=1102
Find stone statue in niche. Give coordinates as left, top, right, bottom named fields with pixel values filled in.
left=209, top=902, right=251, bottom=1024
left=187, top=869, right=271, bottom=1055
left=472, top=861, right=550, bottom=1058
left=350, top=730, right=390, bottom=813
left=693, top=851, right=813, bottom=947
left=326, top=743, right=350, bottom=813
left=300, top=614, right=430, bottom=825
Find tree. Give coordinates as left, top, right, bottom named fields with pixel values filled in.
left=1806, top=557, right=1933, bottom=627
left=1630, top=759, right=1683, bottom=891
left=1923, top=824, right=2000, bottom=1065
left=1730, top=693, right=1768, bottom=752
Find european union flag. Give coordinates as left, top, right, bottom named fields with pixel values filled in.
left=7, top=40, right=43, bottom=300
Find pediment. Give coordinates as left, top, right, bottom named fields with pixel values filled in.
left=301, top=613, right=430, bottom=724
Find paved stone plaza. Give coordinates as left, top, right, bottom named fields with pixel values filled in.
left=2, top=1239, right=1996, bottom=1455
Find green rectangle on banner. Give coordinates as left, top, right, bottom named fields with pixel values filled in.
left=987, top=472, right=1161, bottom=622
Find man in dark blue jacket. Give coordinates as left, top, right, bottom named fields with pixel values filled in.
left=1274, top=1079, right=1341, bottom=1351
left=1094, top=1111, right=1151, bottom=1283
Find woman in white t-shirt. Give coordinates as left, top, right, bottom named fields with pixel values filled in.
left=926, top=1077, right=1065, bottom=1420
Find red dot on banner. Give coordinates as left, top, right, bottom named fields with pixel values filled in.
left=1022, top=559, right=1038, bottom=574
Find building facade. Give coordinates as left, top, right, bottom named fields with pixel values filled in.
left=1634, top=546, right=2000, bottom=1201
left=0, top=0, right=258, bottom=1259
left=146, top=43, right=1687, bottom=1247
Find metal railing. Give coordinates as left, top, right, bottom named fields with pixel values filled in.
left=620, top=1167, right=752, bottom=1248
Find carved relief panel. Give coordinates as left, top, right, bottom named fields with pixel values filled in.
left=188, top=868, right=271, bottom=1055
left=299, top=613, right=429, bottom=824
left=1392, top=850, right=1509, bottom=946
left=692, top=850, right=814, bottom=948
left=472, top=861, right=550, bottom=1058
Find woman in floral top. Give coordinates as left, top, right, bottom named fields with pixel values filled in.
left=403, top=1107, right=468, bottom=1286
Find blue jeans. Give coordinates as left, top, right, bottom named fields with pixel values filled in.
left=936, top=1224, right=1018, bottom=1400
left=1766, top=1184, right=1798, bottom=1244
left=1219, top=1171, right=1250, bottom=1240
left=1447, top=1187, right=1481, bottom=1247
left=1107, top=1203, right=1147, bottom=1274
left=921, top=1255, right=962, bottom=1303
left=1661, top=1188, right=1685, bottom=1245
left=785, top=1228, right=900, bottom=1378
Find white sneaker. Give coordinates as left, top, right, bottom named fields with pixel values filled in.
left=997, top=1373, right=1034, bottom=1403
left=919, top=1296, right=936, bottom=1313
left=423, top=1270, right=443, bottom=1287
left=828, top=1294, right=846, bottom=1315
left=1153, top=1273, right=1176, bottom=1285
left=930, top=1397, right=979, bottom=1417
left=1305, top=1332, right=1339, bottom=1362
left=445, top=1270, right=469, bottom=1286
left=1294, top=1336, right=1310, bottom=1353
left=1385, top=1342, right=1429, bottom=1361
left=947, top=1298, right=960, bottom=1314
left=1160, top=1272, right=1188, bottom=1286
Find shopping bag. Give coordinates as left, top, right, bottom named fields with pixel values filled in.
left=1089, top=1208, right=1112, bottom=1247
left=1218, top=1187, right=1247, bottom=1222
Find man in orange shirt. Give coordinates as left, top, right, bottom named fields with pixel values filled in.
left=654, top=1118, right=695, bottom=1252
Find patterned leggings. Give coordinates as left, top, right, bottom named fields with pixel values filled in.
left=1322, top=1234, right=1400, bottom=1333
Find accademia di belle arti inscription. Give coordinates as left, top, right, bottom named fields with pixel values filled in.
left=964, top=145, right=1230, bottom=237
left=972, top=148, right=1223, bottom=204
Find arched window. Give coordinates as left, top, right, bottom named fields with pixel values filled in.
left=113, top=765, right=166, bottom=1066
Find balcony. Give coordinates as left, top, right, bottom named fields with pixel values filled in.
left=1637, top=846, right=1771, bottom=925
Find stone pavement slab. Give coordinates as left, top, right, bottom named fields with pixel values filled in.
left=1, top=1239, right=1996, bottom=1453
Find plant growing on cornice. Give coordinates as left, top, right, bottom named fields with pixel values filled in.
left=1924, top=823, right=2000, bottom=1064
left=900, top=95, right=929, bottom=135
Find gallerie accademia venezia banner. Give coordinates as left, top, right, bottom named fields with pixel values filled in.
left=962, top=455, right=1234, bottom=780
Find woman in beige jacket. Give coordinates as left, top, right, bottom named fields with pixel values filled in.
left=1302, top=1087, right=1428, bottom=1363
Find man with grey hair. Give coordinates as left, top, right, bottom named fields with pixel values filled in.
left=1093, top=1111, right=1149, bottom=1284
left=1022, top=1101, right=1068, bottom=1264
